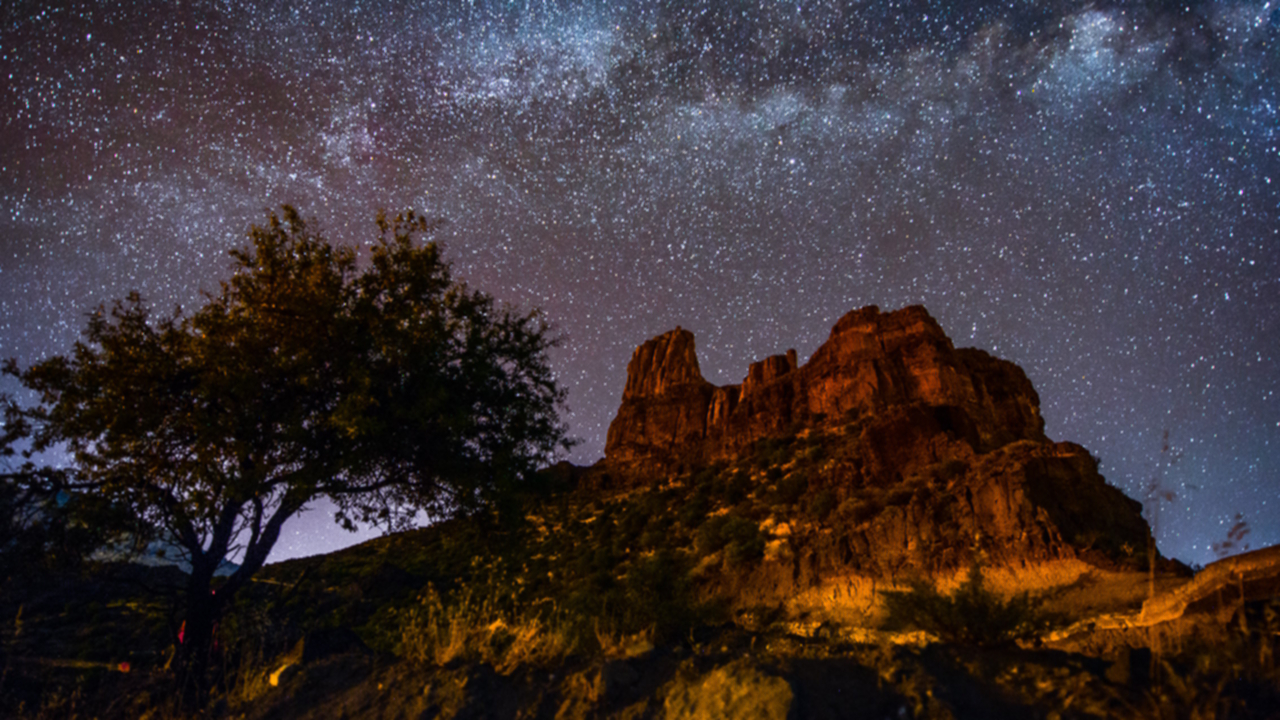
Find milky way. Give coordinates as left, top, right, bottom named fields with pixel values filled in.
left=2, top=0, right=1277, bottom=564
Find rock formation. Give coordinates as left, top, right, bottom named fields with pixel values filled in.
left=603, top=327, right=716, bottom=468
left=600, top=305, right=1152, bottom=587
left=605, top=305, right=1047, bottom=473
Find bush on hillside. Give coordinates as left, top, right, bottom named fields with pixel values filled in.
left=880, top=564, right=1055, bottom=646
left=723, top=471, right=752, bottom=504
left=808, top=488, right=838, bottom=520
left=775, top=471, right=809, bottom=505
left=697, top=513, right=765, bottom=565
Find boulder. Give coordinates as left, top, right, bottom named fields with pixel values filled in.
left=662, top=659, right=793, bottom=720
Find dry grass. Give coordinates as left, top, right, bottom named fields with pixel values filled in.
left=397, top=584, right=575, bottom=672
left=396, top=581, right=663, bottom=671
left=592, top=619, right=654, bottom=659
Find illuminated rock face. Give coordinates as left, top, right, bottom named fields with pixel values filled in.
left=603, top=327, right=716, bottom=470
left=601, top=305, right=1151, bottom=580
left=793, top=305, right=1045, bottom=450
left=618, top=326, right=708, bottom=400
left=604, top=305, right=1046, bottom=473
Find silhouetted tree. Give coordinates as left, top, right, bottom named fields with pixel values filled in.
left=4, top=206, right=570, bottom=696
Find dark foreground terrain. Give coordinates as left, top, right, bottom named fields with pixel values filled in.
left=3, top=510, right=1279, bottom=720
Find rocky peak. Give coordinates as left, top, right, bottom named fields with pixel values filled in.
left=621, top=326, right=706, bottom=400
left=741, top=352, right=797, bottom=399
left=603, top=305, right=1045, bottom=474
left=604, top=327, right=716, bottom=469
left=801, top=305, right=1045, bottom=450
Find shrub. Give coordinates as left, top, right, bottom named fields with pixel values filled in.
left=776, top=472, right=809, bottom=506
left=619, top=503, right=648, bottom=538
left=808, top=488, right=838, bottom=520
left=879, top=564, right=1054, bottom=646
left=691, top=465, right=720, bottom=487
left=639, top=524, right=669, bottom=551
left=753, top=437, right=793, bottom=469
left=678, top=493, right=711, bottom=528
left=696, top=513, right=763, bottom=565
left=724, top=471, right=752, bottom=505
left=721, top=515, right=765, bottom=566
left=397, top=584, right=572, bottom=671
left=696, top=514, right=732, bottom=555
left=725, top=533, right=765, bottom=566
left=618, top=548, right=707, bottom=643
left=561, top=547, right=718, bottom=649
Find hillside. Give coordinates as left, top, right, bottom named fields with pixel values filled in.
left=3, top=305, right=1278, bottom=719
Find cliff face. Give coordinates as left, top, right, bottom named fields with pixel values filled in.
left=605, top=305, right=1045, bottom=473
left=600, top=305, right=1151, bottom=584
left=603, top=327, right=716, bottom=468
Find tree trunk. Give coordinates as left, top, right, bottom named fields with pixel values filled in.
left=177, top=565, right=223, bottom=704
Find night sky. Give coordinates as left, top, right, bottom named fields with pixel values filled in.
left=2, top=1, right=1277, bottom=566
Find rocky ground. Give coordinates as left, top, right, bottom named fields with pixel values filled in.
left=3, top=515, right=1278, bottom=720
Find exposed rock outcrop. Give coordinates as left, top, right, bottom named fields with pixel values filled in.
left=1140, top=544, right=1280, bottom=623
left=662, top=659, right=793, bottom=719
left=604, top=305, right=1046, bottom=474
left=600, top=305, right=1152, bottom=594
left=604, top=327, right=716, bottom=468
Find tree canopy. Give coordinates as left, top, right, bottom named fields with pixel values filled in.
left=3, top=206, right=570, bottom=685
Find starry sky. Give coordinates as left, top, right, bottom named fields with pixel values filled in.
left=2, top=0, right=1277, bottom=566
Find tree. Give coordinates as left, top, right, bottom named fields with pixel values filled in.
left=4, top=206, right=571, bottom=693
left=2, top=397, right=83, bottom=574
left=4, top=395, right=143, bottom=577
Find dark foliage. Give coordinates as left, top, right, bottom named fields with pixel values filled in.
left=807, top=488, right=838, bottom=520
left=613, top=547, right=707, bottom=643
left=697, top=512, right=765, bottom=565
left=880, top=564, right=1056, bottom=646
left=3, top=207, right=570, bottom=694
left=678, top=490, right=711, bottom=528
left=1, top=398, right=139, bottom=576
left=775, top=471, right=809, bottom=506
left=723, top=470, right=752, bottom=505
